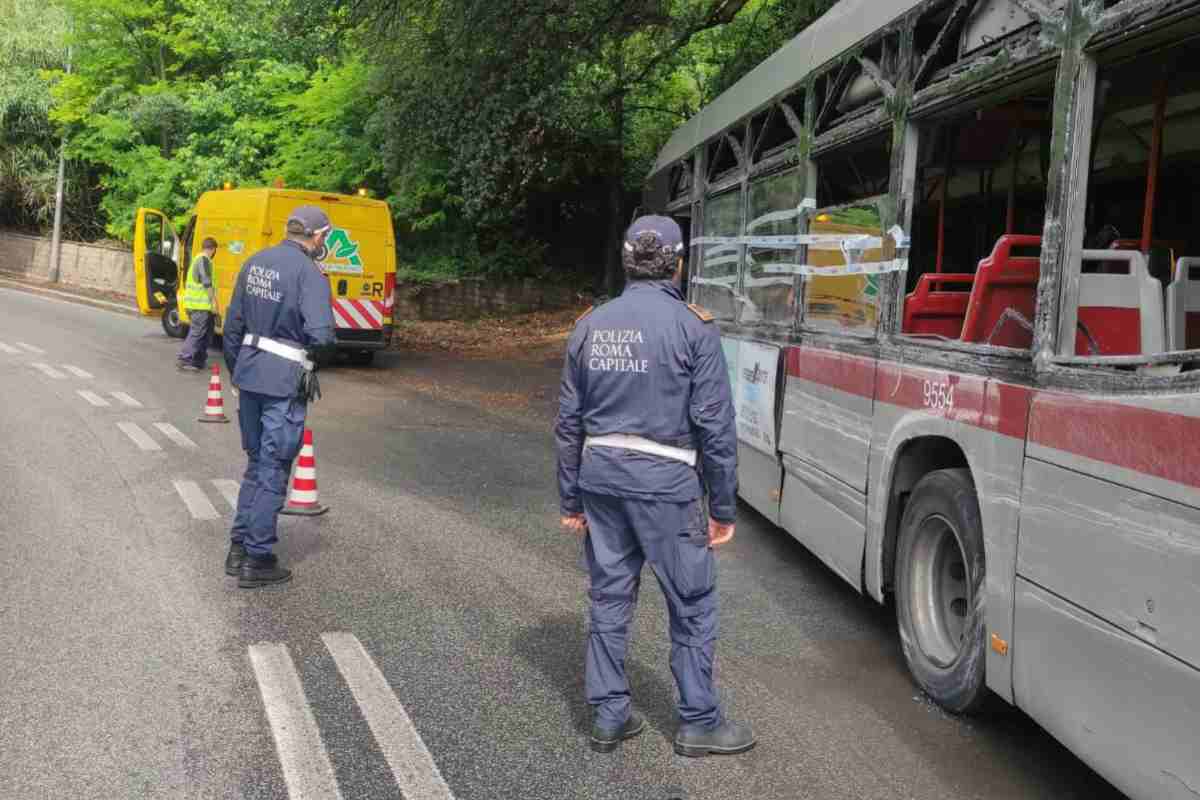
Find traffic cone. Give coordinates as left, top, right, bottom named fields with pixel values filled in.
left=280, top=428, right=329, bottom=516
left=199, top=365, right=230, bottom=423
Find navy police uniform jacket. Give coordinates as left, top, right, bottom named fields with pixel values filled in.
left=555, top=280, right=737, bottom=522
left=223, top=239, right=336, bottom=397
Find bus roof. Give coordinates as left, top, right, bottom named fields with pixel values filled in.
left=651, top=0, right=923, bottom=178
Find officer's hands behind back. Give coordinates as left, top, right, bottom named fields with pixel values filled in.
left=708, top=519, right=735, bottom=549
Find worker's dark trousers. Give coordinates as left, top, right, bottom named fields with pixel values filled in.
left=177, top=310, right=213, bottom=368
left=581, top=491, right=721, bottom=729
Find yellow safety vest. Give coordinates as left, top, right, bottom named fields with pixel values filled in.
left=182, top=254, right=213, bottom=312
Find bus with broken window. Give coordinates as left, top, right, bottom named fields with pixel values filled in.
left=646, top=1, right=1200, bottom=796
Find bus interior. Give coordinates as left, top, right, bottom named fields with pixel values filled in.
left=901, top=39, right=1200, bottom=362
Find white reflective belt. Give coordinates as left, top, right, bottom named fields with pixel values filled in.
left=585, top=434, right=697, bottom=467
left=243, top=334, right=314, bottom=371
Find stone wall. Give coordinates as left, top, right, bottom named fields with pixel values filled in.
left=0, top=230, right=135, bottom=297
left=393, top=278, right=582, bottom=321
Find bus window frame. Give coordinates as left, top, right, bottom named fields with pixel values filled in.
left=1040, top=44, right=1200, bottom=392
left=742, top=165, right=805, bottom=332
left=695, top=184, right=747, bottom=325
left=798, top=193, right=892, bottom=343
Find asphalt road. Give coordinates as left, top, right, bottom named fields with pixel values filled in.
left=0, top=286, right=1126, bottom=800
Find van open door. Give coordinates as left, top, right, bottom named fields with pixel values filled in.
left=133, top=208, right=181, bottom=316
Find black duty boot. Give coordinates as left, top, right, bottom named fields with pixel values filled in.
left=590, top=711, right=646, bottom=753
left=674, top=719, right=756, bottom=758
left=238, top=553, right=292, bottom=588
left=224, top=543, right=246, bottom=576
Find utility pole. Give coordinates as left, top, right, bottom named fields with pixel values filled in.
left=49, top=44, right=72, bottom=284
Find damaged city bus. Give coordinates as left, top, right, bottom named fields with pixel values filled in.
left=645, top=1, right=1200, bottom=796
left=133, top=187, right=397, bottom=365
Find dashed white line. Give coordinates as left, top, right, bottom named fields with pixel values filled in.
left=77, top=390, right=111, bottom=407
left=323, top=633, right=456, bottom=800
left=0, top=342, right=19, bottom=354
left=249, top=643, right=345, bottom=800
left=111, top=392, right=142, bottom=408
left=61, top=365, right=94, bottom=379
left=172, top=480, right=220, bottom=521
left=16, top=342, right=44, bottom=354
left=153, top=422, right=197, bottom=449
left=31, top=363, right=66, bottom=379
left=116, top=421, right=162, bottom=452
left=212, top=480, right=241, bottom=510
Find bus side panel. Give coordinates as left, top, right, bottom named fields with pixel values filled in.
left=780, top=454, right=865, bottom=589
left=1013, top=579, right=1200, bottom=800
left=777, top=345, right=877, bottom=592
left=738, top=442, right=781, bottom=527
left=1020, top=393, right=1200, bottom=672
left=867, top=366, right=1031, bottom=704
left=779, top=346, right=876, bottom=492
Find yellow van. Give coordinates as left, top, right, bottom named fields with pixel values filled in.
left=133, top=187, right=397, bottom=365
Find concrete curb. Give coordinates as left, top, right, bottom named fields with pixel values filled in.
left=0, top=275, right=142, bottom=317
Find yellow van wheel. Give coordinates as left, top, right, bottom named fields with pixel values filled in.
left=162, top=305, right=188, bottom=339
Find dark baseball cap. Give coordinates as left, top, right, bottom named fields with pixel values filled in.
left=624, top=215, right=684, bottom=252
left=286, top=205, right=333, bottom=236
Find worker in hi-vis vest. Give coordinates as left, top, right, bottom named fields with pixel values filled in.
left=177, top=237, right=220, bottom=371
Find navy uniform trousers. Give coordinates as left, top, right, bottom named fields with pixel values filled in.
left=230, top=390, right=307, bottom=556
left=582, top=491, right=721, bottom=729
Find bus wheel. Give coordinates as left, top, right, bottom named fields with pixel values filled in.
left=895, top=468, right=988, bottom=713
left=162, top=305, right=188, bottom=339
left=348, top=350, right=375, bottom=367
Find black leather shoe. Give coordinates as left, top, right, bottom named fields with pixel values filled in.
left=590, top=711, right=646, bottom=753
left=224, top=543, right=246, bottom=576
left=674, top=719, right=756, bottom=757
left=238, top=553, right=292, bottom=588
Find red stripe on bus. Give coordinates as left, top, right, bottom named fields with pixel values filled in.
left=785, top=344, right=1196, bottom=487
left=1029, top=393, right=1200, bottom=489
left=785, top=346, right=874, bottom=398
left=873, top=363, right=1032, bottom=439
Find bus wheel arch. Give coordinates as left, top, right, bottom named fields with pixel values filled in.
left=880, top=436, right=969, bottom=594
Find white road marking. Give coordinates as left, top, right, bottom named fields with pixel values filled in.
left=0, top=342, right=19, bottom=354
left=31, top=363, right=66, bottom=379
left=61, top=365, right=94, bottom=379
left=111, top=392, right=142, bottom=408
left=153, top=422, right=197, bottom=449
left=249, top=643, right=345, bottom=800
left=212, top=479, right=241, bottom=510
left=116, top=421, right=162, bottom=452
left=323, top=633, right=456, bottom=800
left=77, top=390, right=111, bottom=407
left=16, top=342, right=44, bottom=354
left=172, top=480, right=220, bottom=521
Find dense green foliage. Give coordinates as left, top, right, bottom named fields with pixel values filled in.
left=1, top=0, right=835, bottom=284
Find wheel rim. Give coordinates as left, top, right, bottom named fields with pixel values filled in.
left=907, top=514, right=970, bottom=668
left=167, top=309, right=179, bottom=329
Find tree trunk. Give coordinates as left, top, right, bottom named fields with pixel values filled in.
left=604, top=77, right=627, bottom=298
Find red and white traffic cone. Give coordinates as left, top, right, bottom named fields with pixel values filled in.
left=280, top=428, right=328, bottom=516
left=199, top=365, right=230, bottom=423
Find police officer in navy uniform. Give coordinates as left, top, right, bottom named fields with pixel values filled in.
left=222, top=206, right=336, bottom=588
left=556, top=215, right=755, bottom=756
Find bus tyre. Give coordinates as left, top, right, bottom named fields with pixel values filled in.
left=162, top=305, right=187, bottom=339
left=895, top=468, right=988, bottom=714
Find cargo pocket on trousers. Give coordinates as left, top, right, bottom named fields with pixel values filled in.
left=672, top=528, right=715, bottom=603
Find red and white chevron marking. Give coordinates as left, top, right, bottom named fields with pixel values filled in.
left=332, top=298, right=386, bottom=329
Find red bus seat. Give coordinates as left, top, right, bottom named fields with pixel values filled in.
left=1074, top=250, right=1165, bottom=356
left=902, top=274, right=974, bottom=338
left=960, top=235, right=1041, bottom=349
left=1167, top=257, right=1200, bottom=351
